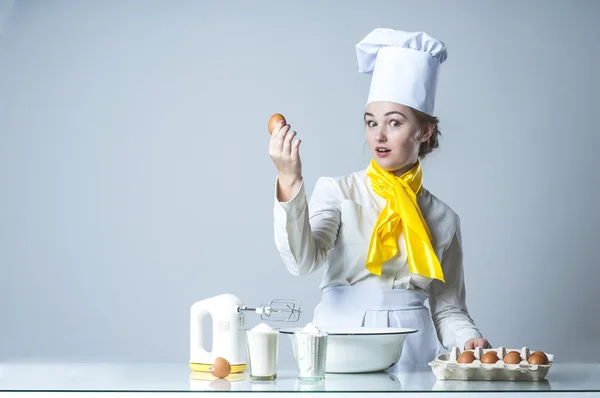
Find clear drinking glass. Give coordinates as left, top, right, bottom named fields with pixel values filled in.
left=244, top=328, right=279, bottom=381
left=293, top=331, right=328, bottom=382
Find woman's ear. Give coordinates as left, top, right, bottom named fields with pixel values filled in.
left=420, top=123, right=434, bottom=142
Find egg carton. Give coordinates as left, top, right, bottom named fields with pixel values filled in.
left=428, top=347, right=553, bottom=381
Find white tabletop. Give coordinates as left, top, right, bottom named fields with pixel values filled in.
left=0, top=362, right=599, bottom=393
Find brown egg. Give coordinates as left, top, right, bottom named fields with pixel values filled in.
left=531, top=351, right=549, bottom=362
left=528, top=353, right=549, bottom=365
left=210, top=357, right=231, bottom=378
left=481, top=351, right=499, bottom=364
left=268, top=113, right=286, bottom=134
left=457, top=351, right=476, bottom=363
left=503, top=351, right=522, bottom=364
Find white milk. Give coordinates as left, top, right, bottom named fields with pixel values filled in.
left=245, top=323, right=279, bottom=379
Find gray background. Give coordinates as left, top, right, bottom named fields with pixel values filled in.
left=1, top=0, right=599, bottom=369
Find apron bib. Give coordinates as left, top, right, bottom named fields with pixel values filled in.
left=312, top=284, right=441, bottom=365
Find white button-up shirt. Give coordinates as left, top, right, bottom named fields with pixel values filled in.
left=273, top=169, right=483, bottom=350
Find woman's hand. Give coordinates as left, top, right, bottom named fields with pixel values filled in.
left=269, top=119, right=303, bottom=202
left=464, top=338, right=491, bottom=350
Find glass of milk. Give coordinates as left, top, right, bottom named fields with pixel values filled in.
left=244, top=323, right=279, bottom=381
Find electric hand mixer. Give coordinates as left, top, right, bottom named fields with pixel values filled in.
left=189, top=293, right=302, bottom=373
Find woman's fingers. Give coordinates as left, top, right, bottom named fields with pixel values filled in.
left=282, top=130, right=297, bottom=155
left=291, top=138, right=301, bottom=160
left=269, top=120, right=285, bottom=149
left=275, top=123, right=290, bottom=152
left=268, top=117, right=302, bottom=180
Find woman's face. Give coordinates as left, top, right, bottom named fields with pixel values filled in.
left=364, top=101, right=430, bottom=176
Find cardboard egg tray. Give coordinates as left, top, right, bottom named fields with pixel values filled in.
left=428, top=346, right=553, bottom=381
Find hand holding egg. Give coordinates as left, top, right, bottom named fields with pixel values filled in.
left=268, top=112, right=303, bottom=190
left=268, top=113, right=286, bottom=135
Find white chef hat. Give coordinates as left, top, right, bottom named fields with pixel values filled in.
left=356, top=28, right=448, bottom=116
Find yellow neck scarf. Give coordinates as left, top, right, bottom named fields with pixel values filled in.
left=365, top=159, right=445, bottom=282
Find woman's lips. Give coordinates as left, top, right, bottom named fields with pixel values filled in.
left=376, top=146, right=391, bottom=157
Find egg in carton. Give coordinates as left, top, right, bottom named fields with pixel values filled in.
left=428, top=346, right=553, bottom=381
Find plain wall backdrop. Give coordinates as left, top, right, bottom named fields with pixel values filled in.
left=1, top=0, right=599, bottom=369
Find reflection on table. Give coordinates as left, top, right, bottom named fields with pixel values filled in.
left=432, top=380, right=552, bottom=391
left=1, top=362, right=598, bottom=392
left=189, top=363, right=560, bottom=392
left=189, top=370, right=406, bottom=391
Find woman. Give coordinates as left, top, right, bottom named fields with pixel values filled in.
left=269, top=28, right=490, bottom=365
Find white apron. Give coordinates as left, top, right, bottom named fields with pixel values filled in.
left=312, top=282, right=441, bottom=365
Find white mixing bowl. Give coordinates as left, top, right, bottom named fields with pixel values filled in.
left=280, top=327, right=417, bottom=373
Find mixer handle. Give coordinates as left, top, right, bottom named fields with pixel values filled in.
left=190, top=302, right=211, bottom=359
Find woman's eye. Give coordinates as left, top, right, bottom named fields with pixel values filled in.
left=367, top=121, right=376, bottom=127
left=390, top=120, right=402, bottom=127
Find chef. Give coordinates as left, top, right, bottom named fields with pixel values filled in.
left=269, top=28, right=490, bottom=365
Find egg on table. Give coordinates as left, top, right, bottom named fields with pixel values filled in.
left=268, top=113, right=286, bottom=134
left=210, top=357, right=232, bottom=378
